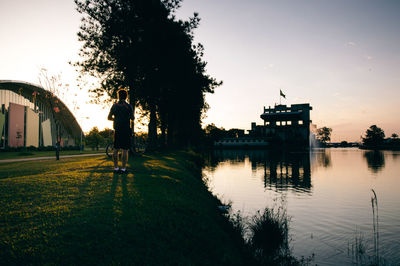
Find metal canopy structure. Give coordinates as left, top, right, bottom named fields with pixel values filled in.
left=0, top=80, right=82, bottom=140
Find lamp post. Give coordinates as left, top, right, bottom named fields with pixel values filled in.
left=79, top=117, right=89, bottom=153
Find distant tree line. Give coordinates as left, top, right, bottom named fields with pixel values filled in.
left=361, top=125, right=400, bottom=150
left=85, top=127, right=113, bottom=150
left=201, top=124, right=400, bottom=151
left=315, top=125, right=400, bottom=150
left=203, top=124, right=245, bottom=145
left=73, top=0, right=221, bottom=150
left=85, top=127, right=148, bottom=151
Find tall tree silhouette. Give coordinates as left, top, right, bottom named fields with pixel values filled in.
left=316, top=126, right=332, bottom=144
left=362, top=125, right=385, bottom=147
left=73, top=0, right=220, bottom=149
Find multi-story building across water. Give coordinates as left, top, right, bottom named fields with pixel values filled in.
left=250, top=103, right=313, bottom=147
left=215, top=103, right=313, bottom=149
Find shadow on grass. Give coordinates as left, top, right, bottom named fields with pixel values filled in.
left=1, top=152, right=249, bottom=265
left=0, top=156, right=110, bottom=179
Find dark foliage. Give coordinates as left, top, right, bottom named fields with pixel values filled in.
left=85, top=126, right=104, bottom=150
left=249, top=208, right=289, bottom=258
left=316, top=126, right=332, bottom=144
left=203, top=124, right=246, bottom=147
left=228, top=206, right=314, bottom=265
left=73, top=0, right=221, bottom=149
left=85, top=127, right=114, bottom=150
left=362, top=125, right=385, bottom=147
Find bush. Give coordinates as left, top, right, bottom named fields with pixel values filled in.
left=227, top=202, right=314, bottom=265
left=249, top=207, right=289, bottom=257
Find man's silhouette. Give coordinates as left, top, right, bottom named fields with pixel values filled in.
left=107, top=89, right=133, bottom=174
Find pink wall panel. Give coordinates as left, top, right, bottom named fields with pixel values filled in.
left=8, top=103, right=25, bottom=147
left=26, top=108, right=39, bottom=147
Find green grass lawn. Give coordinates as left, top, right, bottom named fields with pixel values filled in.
left=0, top=149, right=105, bottom=160
left=0, top=151, right=248, bottom=265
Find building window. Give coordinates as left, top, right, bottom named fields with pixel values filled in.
left=299, top=120, right=303, bottom=125
left=282, top=121, right=286, bottom=126
left=287, top=121, right=292, bottom=125
left=276, top=121, right=280, bottom=126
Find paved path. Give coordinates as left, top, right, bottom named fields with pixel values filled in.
left=0, top=153, right=106, bottom=164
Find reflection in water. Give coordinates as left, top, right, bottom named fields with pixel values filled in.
left=363, top=150, right=385, bottom=173
left=314, top=149, right=332, bottom=168
left=207, top=149, right=313, bottom=192
left=261, top=152, right=311, bottom=192
left=204, top=149, right=400, bottom=265
left=392, top=151, right=400, bottom=161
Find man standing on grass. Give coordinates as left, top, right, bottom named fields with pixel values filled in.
left=107, top=89, right=134, bottom=174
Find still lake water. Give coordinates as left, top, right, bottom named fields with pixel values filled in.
left=203, top=148, right=400, bottom=265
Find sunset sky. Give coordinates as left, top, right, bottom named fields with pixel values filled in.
left=1, top=0, right=399, bottom=142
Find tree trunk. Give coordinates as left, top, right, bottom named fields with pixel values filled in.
left=159, top=107, right=166, bottom=149
left=55, top=141, right=60, bottom=160
left=147, top=101, right=157, bottom=151
left=167, top=114, right=176, bottom=148
left=160, top=123, right=166, bottom=149
left=55, top=123, right=60, bottom=160
left=129, top=87, right=135, bottom=155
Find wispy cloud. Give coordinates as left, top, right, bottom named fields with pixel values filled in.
left=263, top=63, right=275, bottom=70
left=346, top=41, right=356, bottom=47
left=331, top=122, right=353, bottom=128
left=365, top=55, right=373, bottom=60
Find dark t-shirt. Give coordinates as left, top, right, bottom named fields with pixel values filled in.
left=108, top=100, right=134, bottom=130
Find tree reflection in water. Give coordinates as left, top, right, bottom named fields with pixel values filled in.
left=363, top=150, right=385, bottom=173
left=392, top=151, right=400, bottom=161
left=313, top=149, right=332, bottom=168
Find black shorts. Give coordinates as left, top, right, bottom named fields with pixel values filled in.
left=114, top=128, right=131, bottom=150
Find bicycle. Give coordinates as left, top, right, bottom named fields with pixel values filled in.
left=106, top=142, right=115, bottom=158
left=106, top=139, right=142, bottom=158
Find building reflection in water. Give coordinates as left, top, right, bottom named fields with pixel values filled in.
left=208, top=149, right=316, bottom=193
left=259, top=151, right=311, bottom=192
left=203, top=149, right=400, bottom=265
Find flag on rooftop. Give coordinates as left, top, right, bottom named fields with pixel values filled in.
left=280, top=89, right=286, bottom=99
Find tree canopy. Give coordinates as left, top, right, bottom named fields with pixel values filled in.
left=85, top=127, right=114, bottom=150
left=73, top=0, right=221, bottom=149
left=85, top=127, right=103, bottom=150
left=316, top=127, right=332, bottom=144
left=362, top=125, right=385, bottom=147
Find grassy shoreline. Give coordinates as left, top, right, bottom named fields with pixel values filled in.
left=0, top=149, right=105, bottom=160
left=0, top=151, right=249, bottom=265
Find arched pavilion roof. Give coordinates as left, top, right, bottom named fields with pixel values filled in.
left=0, top=80, right=83, bottom=138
